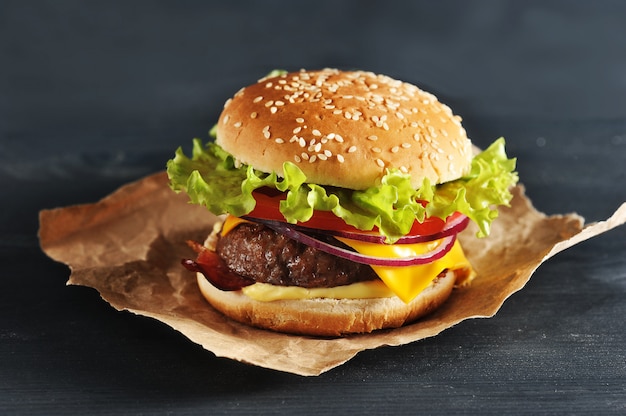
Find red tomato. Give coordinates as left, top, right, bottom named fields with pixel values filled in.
left=247, top=189, right=455, bottom=237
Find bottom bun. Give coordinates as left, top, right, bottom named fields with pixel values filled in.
left=196, top=271, right=456, bottom=337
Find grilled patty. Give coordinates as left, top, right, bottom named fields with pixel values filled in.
left=216, top=222, right=378, bottom=288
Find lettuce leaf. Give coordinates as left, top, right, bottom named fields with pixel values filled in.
left=167, top=137, right=517, bottom=243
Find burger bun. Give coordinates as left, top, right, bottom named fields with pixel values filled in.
left=196, top=271, right=456, bottom=337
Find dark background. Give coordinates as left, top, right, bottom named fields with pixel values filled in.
left=2, top=1, right=625, bottom=414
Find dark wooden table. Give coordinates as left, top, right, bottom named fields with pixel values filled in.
left=3, top=1, right=625, bottom=414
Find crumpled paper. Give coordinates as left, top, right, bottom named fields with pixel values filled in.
left=39, top=171, right=626, bottom=376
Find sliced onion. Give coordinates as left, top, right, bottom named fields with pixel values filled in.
left=326, top=213, right=469, bottom=244
left=261, top=220, right=457, bottom=267
left=243, top=213, right=469, bottom=245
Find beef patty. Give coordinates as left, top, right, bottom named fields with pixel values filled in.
left=216, top=222, right=378, bottom=288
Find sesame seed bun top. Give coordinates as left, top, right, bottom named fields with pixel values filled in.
left=216, top=68, right=473, bottom=190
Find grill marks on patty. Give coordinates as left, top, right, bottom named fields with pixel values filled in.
left=216, top=222, right=378, bottom=288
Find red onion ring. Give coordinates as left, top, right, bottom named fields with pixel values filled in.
left=324, top=214, right=469, bottom=244
left=243, top=213, right=469, bottom=245
left=260, top=220, right=457, bottom=266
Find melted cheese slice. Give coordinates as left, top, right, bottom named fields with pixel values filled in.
left=220, top=215, right=473, bottom=303
left=337, top=237, right=471, bottom=303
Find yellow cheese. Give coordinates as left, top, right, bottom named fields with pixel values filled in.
left=220, top=215, right=250, bottom=236
left=337, top=237, right=471, bottom=303
left=219, top=215, right=473, bottom=303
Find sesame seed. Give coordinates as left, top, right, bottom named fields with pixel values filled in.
left=324, top=149, right=332, bottom=157
left=348, top=145, right=357, bottom=153
left=318, top=154, right=328, bottom=161
left=270, top=106, right=277, bottom=114
left=223, top=115, right=230, bottom=124
left=299, top=137, right=306, bottom=147
left=275, top=138, right=284, bottom=144
left=327, top=133, right=336, bottom=140
left=296, top=117, right=305, bottom=123
left=312, top=129, right=321, bottom=137
left=334, top=134, right=344, bottom=143
left=224, top=98, right=232, bottom=108
left=250, top=112, right=258, bottom=119
left=314, top=143, right=322, bottom=152
left=337, top=154, right=345, bottom=163
left=293, top=126, right=302, bottom=134
left=275, top=100, right=285, bottom=106
left=294, top=155, right=302, bottom=163
left=301, top=152, right=309, bottom=160
left=309, top=155, right=317, bottom=163
left=367, top=135, right=378, bottom=141
left=253, top=96, right=263, bottom=103
left=402, top=142, right=411, bottom=148
left=376, top=158, right=385, bottom=168
left=400, top=166, right=408, bottom=173
left=345, top=111, right=352, bottom=120
left=391, top=146, right=400, bottom=153
left=233, top=121, right=242, bottom=128
left=333, top=109, right=342, bottom=115
left=372, top=147, right=382, bottom=153
left=263, top=131, right=270, bottom=139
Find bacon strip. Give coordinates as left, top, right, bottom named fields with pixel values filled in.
left=182, top=240, right=254, bottom=291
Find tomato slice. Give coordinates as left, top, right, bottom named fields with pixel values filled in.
left=246, top=189, right=456, bottom=237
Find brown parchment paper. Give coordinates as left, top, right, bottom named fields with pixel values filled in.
left=39, top=171, right=626, bottom=376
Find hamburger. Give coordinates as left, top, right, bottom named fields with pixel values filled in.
left=167, top=68, right=518, bottom=336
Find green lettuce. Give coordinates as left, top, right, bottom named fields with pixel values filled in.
left=167, top=137, right=518, bottom=243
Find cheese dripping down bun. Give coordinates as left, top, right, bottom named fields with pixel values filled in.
left=216, top=68, right=473, bottom=190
